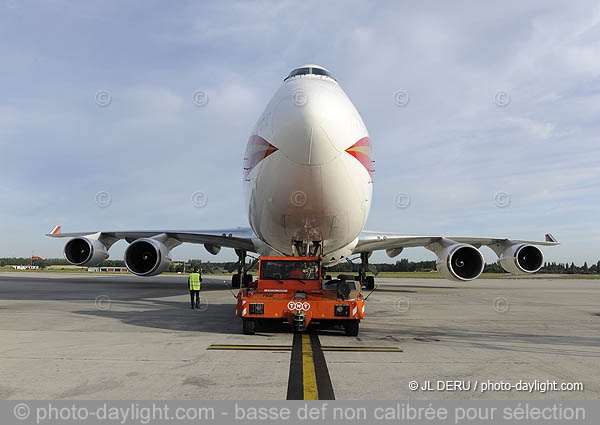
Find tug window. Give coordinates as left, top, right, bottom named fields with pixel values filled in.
left=260, top=260, right=320, bottom=280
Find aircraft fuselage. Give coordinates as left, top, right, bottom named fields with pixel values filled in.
left=243, top=66, right=373, bottom=264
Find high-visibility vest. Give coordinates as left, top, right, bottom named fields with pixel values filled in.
left=188, top=273, right=201, bottom=290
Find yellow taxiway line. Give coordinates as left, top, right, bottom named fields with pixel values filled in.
left=301, top=334, right=319, bottom=400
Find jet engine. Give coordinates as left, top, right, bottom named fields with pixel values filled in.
left=124, top=238, right=172, bottom=277
left=436, top=243, right=484, bottom=281
left=386, top=247, right=404, bottom=258
left=498, top=244, right=543, bottom=274
left=64, top=237, right=109, bottom=266
left=204, top=243, right=221, bottom=255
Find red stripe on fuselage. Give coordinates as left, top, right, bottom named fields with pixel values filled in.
left=345, top=137, right=373, bottom=181
left=244, top=135, right=278, bottom=178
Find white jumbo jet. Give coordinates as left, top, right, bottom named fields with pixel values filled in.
left=48, top=65, right=558, bottom=288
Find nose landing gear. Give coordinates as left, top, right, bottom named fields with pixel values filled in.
left=358, top=252, right=375, bottom=290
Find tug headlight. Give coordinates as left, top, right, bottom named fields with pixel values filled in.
left=334, top=304, right=350, bottom=317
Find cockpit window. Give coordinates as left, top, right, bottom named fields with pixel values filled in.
left=287, top=67, right=310, bottom=79
left=285, top=67, right=335, bottom=81
left=311, top=68, right=332, bottom=77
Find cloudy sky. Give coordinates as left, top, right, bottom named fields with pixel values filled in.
left=1, top=0, right=599, bottom=265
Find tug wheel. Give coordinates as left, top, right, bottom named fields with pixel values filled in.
left=242, top=318, right=256, bottom=335
left=344, top=319, right=360, bottom=336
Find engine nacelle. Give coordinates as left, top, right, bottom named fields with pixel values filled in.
left=204, top=243, right=221, bottom=255
left=436, top=243, right=484, bottom=281
left=124, top=238, right=171, bottom=277
left=386, top=247, right=404, bottom=258
left=498, top=244, right=544, bottom=274
left=64, top=237, right=109, bottom=266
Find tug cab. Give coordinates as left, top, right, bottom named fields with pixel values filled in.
left=235, top=256, right=365, bottom=335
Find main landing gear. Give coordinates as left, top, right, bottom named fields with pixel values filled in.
left=231, top=250, right=256, bottom=289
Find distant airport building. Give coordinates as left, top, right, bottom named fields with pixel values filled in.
left=87, top=267, right=129, bottom=273
left=11, top=265, right=40, bottom=270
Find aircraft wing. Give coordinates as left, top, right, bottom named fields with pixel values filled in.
left=46, top=226, right=258, bottom=252
left=353, top=231, right=559, bottom=253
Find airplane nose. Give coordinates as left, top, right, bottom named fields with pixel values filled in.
left=270, top=86, right=341, bottom=165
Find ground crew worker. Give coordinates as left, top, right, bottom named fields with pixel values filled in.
left=188, top=266, right=202, bottom=309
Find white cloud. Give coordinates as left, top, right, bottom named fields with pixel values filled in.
left=503, top=116, right=554, bottom=141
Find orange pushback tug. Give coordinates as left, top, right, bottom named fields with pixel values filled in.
left=236, top=256, right=365, bottom=335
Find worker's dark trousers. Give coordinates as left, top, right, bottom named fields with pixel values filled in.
left=190, top=290, right=200, bottom=308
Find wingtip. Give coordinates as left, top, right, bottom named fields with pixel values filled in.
left=545, top=233, right=559, bottom=243
left=49, top=225, right=62, bottom=235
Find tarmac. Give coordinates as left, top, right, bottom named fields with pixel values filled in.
left=0, top=272, right=598, bottom=400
